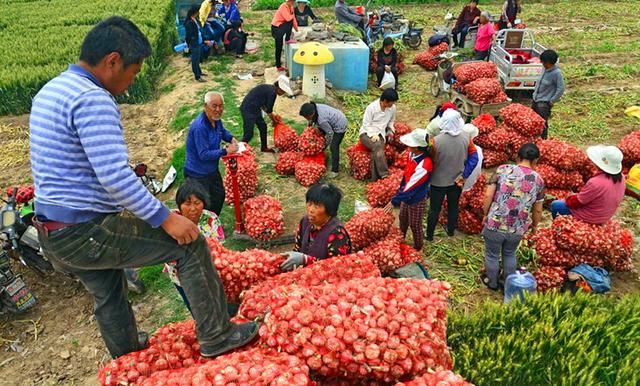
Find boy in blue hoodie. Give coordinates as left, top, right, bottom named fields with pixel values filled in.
left=385, top=129, right=433, bottom=251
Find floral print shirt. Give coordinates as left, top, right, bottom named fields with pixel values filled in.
left=294, top=222, right=353, bottom=258
left=486, top=164, right=545, bottom=235
left=164, top=209, right=225, bottom=286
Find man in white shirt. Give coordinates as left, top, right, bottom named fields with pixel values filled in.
left=359, top=88, right=399, bottom=181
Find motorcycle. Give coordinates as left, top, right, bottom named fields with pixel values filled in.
left=131, top=163, right=176, bottom=196
left=364, top=5, right=423, bottom=49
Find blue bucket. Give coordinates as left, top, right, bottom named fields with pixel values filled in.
left=174, top=42, right=188, bottom=53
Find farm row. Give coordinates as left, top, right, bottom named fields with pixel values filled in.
left=0, top=0, right=177, bottom=115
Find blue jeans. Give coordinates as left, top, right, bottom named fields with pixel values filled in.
left=550, top=200, right=572, bottom=219
left=189, top=44, right=203, bottom=80
left=452, top=24, right=470, bottom=48
left=482, top=228, right=522, bottom=288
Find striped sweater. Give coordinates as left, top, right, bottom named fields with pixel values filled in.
left=29, top=64, right=170, bottom=227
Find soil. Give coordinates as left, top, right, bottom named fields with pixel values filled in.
left=1, top=2, right=639, bottom=385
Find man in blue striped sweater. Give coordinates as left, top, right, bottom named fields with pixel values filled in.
left=29, top=17, right=257, bottom=359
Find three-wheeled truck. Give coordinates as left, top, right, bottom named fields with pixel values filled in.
left=489, top=29, right=549, bottom=91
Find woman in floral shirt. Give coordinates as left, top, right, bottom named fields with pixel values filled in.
left=481, top=143, right=545, bottom=290
left=164, top=182, right=225, bottom=313
left=280, top=183, right=352, bottom=271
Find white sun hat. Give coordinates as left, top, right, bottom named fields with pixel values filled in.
left=462, top=123, right=479, bottom=139
left=586, top=145, right=623, bottom=175
left=277, top=74, right=294, bottom=96
left=400, top=128, right=429, bottom=148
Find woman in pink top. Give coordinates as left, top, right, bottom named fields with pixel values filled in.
left=474, top=11, right=495, bottom=60
left=271, top=0, right=298, bottom=72
left=551, top=145, right=627, bottom=225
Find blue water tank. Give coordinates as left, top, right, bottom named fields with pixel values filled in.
left=285, top=41, right=370, bottom=93
left=504, top=268, right=537, bottom=304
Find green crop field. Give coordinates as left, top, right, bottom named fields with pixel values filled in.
left=0, top=0, right=177, bottom=115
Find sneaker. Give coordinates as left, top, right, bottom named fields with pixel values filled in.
left=327, top=171, right=339, bottom=179
left=261, top=147, right=275, bottom=153
left=276, top=66, right=288, bottom=72
left=201, top=322, right=259, bottom=358
left=196, top=78, right=206, bottom=83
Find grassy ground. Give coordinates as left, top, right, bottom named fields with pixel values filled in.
left=132, top=0, right=640, bottom=327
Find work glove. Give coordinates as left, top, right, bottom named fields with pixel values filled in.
left=280, top=251, right=308, bottom=271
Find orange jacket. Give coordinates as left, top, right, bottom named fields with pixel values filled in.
left=272, top=2, right=298, bottom=29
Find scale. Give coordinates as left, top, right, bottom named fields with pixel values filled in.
left=222, top=151, right=295, bottom=248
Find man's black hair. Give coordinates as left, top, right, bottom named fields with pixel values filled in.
left=186, top=5, right=200, bottom=21
left=305, top=182, right=343, bottom=218
left=382, top=37, right=394, bottom=47
left=540, top=49, right=559, bottom=65
left=517, top=143, right=541, bottom=161
left=175, top=181, right=210, bottom=209
left=470, top=0, right=479, bottom=4
left=80, top=16, right=152, bottom=67
left=299, top=102, right=318, bottom=122
left=380, top=88, right=399, bottom=102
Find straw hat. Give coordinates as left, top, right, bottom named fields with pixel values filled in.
left=586, top=145, right=623, bottom=175
left=400, top=129, right=429, bottom=148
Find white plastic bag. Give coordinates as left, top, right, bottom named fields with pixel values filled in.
left=380, top=71, right=396, bottom=90
left=354, top=200, right=371, bottom=214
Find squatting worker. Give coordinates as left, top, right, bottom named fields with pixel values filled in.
left=550, top=145, right=626, bottom=225
left=359, top=88, right=399, bottom=182
left=481, top=143, right=545, bottom=290
left=271, top=0, right=298, bottom=72
left=240, top=75, right=293, bottom=153
left=499, top=0, right=521, bottom=30
left=295, top=0, right=318, bottom=27
left=184, top=92, right=238, bottom=216
left=335, top=0, right=365, bottom=31
left=299, top=102, right=348, bottom=178
left=474, top=11, right=495, bottom=61
left=29, top=17, right=257, bottom=359
left=376, top=37, right=399, bottom=90
left=426, top=109, right=479, bottom=241
left=280, top=183, right=352, bottom=271
left=532, top=49, right=565, bottom=139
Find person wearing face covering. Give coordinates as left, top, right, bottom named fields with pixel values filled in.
left=426, top=109, right=479, bottom=241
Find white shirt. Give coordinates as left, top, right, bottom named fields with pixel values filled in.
left=359, top=99, right=396, bottom=139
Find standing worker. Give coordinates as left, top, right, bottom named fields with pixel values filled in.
left=384, top=129, right=434, bottom=251
left=185, top=6, right=213, bottom=82
left=532, top=49, right=565, bottom=139
left=426, top=109, right=479, bottom=241
left=271, top=0, right=298, bottom=72
left=240, top=76, right=294, bottom=152
left=295, top=0, right=319, bottom=27
left=299, top=102, right=348, bottom=178
left=474, top=11, right=495, bottom=60
left=359, top=88, right=399, bottom=181
left=499, top=0, right=521, bottom=29
left=451, top=0, right=481, bottom=49
left=481, top=143, right=545, bottom=290
left=29, top=17, right=257, bottom=359
left=184, top=92, right=238, bottom=216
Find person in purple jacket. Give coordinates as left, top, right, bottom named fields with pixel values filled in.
left=280, top=183, right=352, bottom=271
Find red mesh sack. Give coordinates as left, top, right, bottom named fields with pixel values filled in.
left=482, top=149, right=510, bottom=168
left=618, top=130, right=640, bottom=165
left=243, top=195, right=285, bottom=242
left=257, top=277, right=453, bottom=382
left=499, top=103, right=546, bottom=137
left=537, top=139, right=589, bottom=171
left=394, top=150, right=410, bottom=169
left=463, top=78, right=503, bottom=105
left=366, top=169, right=403, bottom=208
left=534, top=266, right=567, bottom=293
left=295, top=160, right=326, bottom=187
left=346, top=208, right=395, bottom=250
left=472, top=114, right=497, bottom=135
left=274, top=120, right=299, bottom=152
left=276, top=151, right=304, bottom=175
left=395, top=370, right=473, bottom=386
left=223, top=148, right=258, bottom=204
left=390, top=122, right=412, bottom=150
left=347, top=145, right=372, bottom=181
left=452, top=62, right=498, bottom=85
left=299, top=127, right=326, bottom=156
left=536, top=164, right=584, bottom=190
left=474, top=127, right=510, bottom=152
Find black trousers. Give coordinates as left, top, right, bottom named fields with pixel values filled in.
left=241, top=108, right=268, bottom=149
left=532, top=101, right=552, bottom=139
left=427, top=184, right=462, bottom=238
left=185, top=172, right=225, bottom=216
left=452, top=23, right=470, bottom=48
left=474, top=49, right=490, bottom=61
left=329, top=132, right=345, bottom=173
left=225, top=36, right=247, bottom=55
left=375, top=66, right=398, bottom=89
left=271, top=21, right=293, bottom=67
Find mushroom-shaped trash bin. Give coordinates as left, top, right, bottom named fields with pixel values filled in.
left=293, top=42, right=334, bottom=99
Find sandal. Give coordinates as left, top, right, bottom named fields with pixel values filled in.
left=480, top=273, right=499, bottom=291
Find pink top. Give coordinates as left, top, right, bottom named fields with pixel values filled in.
left=571, top=172, right=626, bottom=225
left=475, top=23, right=495, bottom=52
left=272, top=2, right=298, bottom=28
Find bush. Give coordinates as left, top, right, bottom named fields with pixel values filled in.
left=0, top=0, right=176, bottom=115
left=448, top=293, right=640, bottom=386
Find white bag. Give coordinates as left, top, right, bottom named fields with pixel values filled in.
left=380, top=71, right=396, bottom=90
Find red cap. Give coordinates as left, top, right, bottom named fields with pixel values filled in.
left=441, top=101, right=457, bottom=112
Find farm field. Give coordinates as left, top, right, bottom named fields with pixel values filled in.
left=0, top=0, right=639, bottom=385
